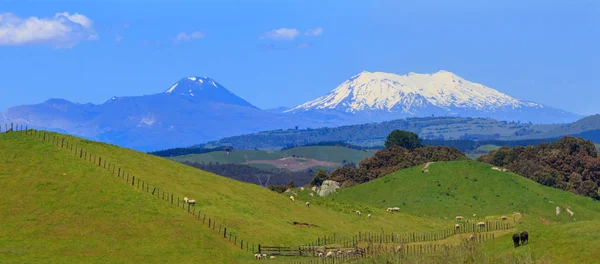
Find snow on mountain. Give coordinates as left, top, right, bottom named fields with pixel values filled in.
left=287, top=70, right=541, bottom=114
left=163, top=76, right=256, bottom=108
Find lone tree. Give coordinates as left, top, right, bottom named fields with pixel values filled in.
left=310, top=169, right=329, bottom=186
left=384, top=130, right=422, bottom=150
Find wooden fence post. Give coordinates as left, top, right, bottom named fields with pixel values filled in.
left=118, top=168, right=121, bottom=177
left=171, top=194, right=173, bottom=204
left=132, top=176, right=135, bottom=186
left=99, top=157, right=102, bottom=167
left=224, top=228, right=227, bottom=238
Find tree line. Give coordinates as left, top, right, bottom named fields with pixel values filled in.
left=477, top=137, right=600, bottom=200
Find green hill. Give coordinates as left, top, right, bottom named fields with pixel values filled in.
left=317, top=160, right=600, bottom=262
left=0, top=130, right=448, bottom=262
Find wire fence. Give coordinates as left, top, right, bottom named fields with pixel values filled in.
left=5, top=125, right=259, bottom=255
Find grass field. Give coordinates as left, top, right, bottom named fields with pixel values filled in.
left=309, top=161, right=600, bottom=262
left=3, top=130, right=600, bottom=263
left=0, top=131, right=449, bottom=263
left=170, top=146, right=373, bottom=171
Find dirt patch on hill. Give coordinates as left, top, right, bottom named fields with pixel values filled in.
left=245, top=157, right=339, bottom=171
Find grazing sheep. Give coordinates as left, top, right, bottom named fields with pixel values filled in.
left=309, top=192, right=314, bottom=197
left=300, top=187, right=305, bottom=191
left=473, top=214, right=476, bottom=217
left=188, top=199, right=196, bottom=205
left=512, top=233, right=520, bottom=247
left=468, top=234, right=475, bottom=241
left=392, top=207, right=400, bottom=211
left=386, top=208, right=393, bottom=212
left=477, top=222, right=485, bottom=227
left=184, top=197, right=189, bottom=203
left=261, top=254, right=266, bottom=259
left=305, top=202, right=310, bottom=208
left=556, top=206, right=561, bottom=215
left=356, top=210, right=361, bottom=216
left=254, top=253, right=260, bottom=260
left=455, top=224, right=460, bottom=229
left=520, top=231, right=528, bottom=245
left=501, top=216, right=508, bottom=220
left=270, top=256, right=276, bottom=259
left=566, top=208, right=574, bottom=216
left=455, top=216, right=464, bottom=220
left=317, top=252, right=323, bottom=257
left=290, top=196, right=295, bottom=202
left=367, top=214, right=371, bottom=219
left=395, top=245, right=403, bottom=252
left=326, top=251, right=334, bottom=258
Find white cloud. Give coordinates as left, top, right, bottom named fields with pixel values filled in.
left=175, top=31, right=205, bottom=42
left=0, top=12, right=98, bottom=47
left=261, top=28, right=300, bottom=40
left=305, top=27, right=323, bottom=36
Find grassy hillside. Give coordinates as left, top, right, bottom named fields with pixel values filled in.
left=317, top=160, right=600, bottom=262
left=0, top=132, right=245, bottom=263
left=0, top=130, right=452, bottom=263
left=171, top=146, right=372, bottom=169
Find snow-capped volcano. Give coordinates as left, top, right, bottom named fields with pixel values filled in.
left=285, top=70, right=579, bottom=123
left=163, top=76, right=256, bottom=108
left=287, top=70, right=538, bottom=113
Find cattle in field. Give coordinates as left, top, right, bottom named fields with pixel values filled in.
left=512, top=233, right=520, bottom=247
left=520, top=231, right=528, bottom=245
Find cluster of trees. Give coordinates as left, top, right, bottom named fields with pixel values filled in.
left=182, top=162, right=314, bottom=187
left=149, top=146, right=233, bottom=157
left=312, top=130, right=468, bottom=187
left=477, top=137, right=600, bottom=200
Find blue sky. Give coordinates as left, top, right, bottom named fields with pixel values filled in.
left=0, top=0, right=598, bottom=115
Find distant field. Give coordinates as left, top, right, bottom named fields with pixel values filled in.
left=476, top=144, right=502, bottom=152
left=170, top=146, right=373, bottom=170
left=245, top=157, right=339, bottom=171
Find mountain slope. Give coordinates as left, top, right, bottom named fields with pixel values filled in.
left=286, top=71, right=581, bottom=124
left=0, top=77, right=300, bottom=151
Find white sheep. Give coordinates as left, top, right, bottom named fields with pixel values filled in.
left=254, top=253, right=261, bottom=260
left=305, top=202, right=310, bottom=208
left=556, top=206, right=561, bottom=216
left=184, top=197, right=189, bottom=203
left=317, top=252, right=323, bottom=257
left=455, top=216, right=464, bottom=220
left=477, top=222, right=485, bottom=227
left=300, top=187, right=305, bottom=191
left=188, top=199, right=196, bottom=205
left=367, top=214, right=371, bottom=218
left=455, top=224, right=460, bottom=229
left=566, top=208, right=574, bottom=216
left=290, top=196, right=295, bottom=202
left=326, top=251, right=333, bottom=258
left=356, top=210, right=361, bottom=216
left=309, top=192, right=314, bottom=197
left=386, top=208, right=393, bottom=212
left=261, top=253, right=266, bottom=259
left=501, top=216, right=508, bottom=220
left=468, top=234, right=475, bottom=241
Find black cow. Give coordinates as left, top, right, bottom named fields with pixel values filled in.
left=520, top=231, right=529, bottom=245
left=512, top=233, right=520, bottom=247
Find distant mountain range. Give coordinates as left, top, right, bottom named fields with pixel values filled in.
left=0, top=71, right=584, bottom=151
left=283, top=70, right=581, bottom=124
